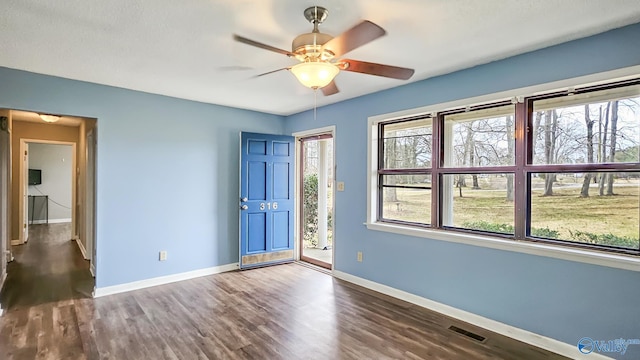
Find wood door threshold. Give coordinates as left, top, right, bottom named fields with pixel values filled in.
left=295, top=260, right=331, bottom=274
left=299, top=256, right=332, bottom=271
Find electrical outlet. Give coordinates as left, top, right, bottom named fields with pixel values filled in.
left=357, top=251, right=363, bottom=262
left=337, top=181, right=345, bottom=192
left=159, top=251, right=167, bottom=261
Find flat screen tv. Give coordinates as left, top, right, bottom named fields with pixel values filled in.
left=28, top=169, right=41, bottom=185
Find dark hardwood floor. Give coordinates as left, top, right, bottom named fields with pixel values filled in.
left=1, top=225, right=568, bottom=359
left=1, top=223, right=94, bottom=309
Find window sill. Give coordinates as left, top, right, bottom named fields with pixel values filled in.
left=366, top=221, right=640, bottom=272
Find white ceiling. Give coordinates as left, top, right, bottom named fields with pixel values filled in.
left=1, top=1, right=640, bottom=116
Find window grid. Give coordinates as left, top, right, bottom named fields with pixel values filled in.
left=377, top=78, right=640, bottom=256
left=378, top=119, right=433, bottom=227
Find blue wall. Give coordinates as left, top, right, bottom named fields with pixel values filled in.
left=285, top=23, right=640, bottom=353
left=0, top=67, right=285, bottom=287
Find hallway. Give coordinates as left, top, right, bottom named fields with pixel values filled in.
left=0, top=223, right=93, bottom=309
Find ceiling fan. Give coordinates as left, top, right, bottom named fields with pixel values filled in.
left=233, top=6, right=415, bottom=96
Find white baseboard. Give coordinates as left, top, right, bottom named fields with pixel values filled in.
left=30, top=218, right=71, bottom=225
left=90, top=264, right=95, bottom=277
left=74, top=238, right=88, bottom=260
left=10, top=239, right=22, bottom=246
left=93, top=263, right=239, bottom=298
left=332, top=270, right=612, bottom=360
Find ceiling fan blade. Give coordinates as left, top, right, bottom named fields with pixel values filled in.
left=254, top=67, right=290, bottom=77
left=321, top=81, right=339, bottom=96
left=340, top=59, right=414, bottom=80
left=322, top=20, right=386, bottom=57
left=233, top=34, right=296, bottom=57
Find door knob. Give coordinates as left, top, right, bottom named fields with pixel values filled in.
left=240, top=197, right=248, bottom=202
left=240, top=205, right=249, bottom=210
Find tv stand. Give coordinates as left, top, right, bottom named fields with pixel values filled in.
left=28, top=195, right=48, bottom=224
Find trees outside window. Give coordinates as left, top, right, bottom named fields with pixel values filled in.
left=377, top=80, right=640, bottom=255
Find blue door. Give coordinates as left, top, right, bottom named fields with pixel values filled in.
left=240, top=132, right=295, bottom=269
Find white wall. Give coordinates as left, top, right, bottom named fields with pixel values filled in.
left=28, top=143, right=72, bottom=222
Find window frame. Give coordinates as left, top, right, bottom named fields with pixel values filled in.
left=367, top=66, right=640, bottom=271
left=378, top=116, right=434, bottom=228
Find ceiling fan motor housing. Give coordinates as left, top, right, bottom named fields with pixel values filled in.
left=293, top=6, right=335, bottom=62
left=292, top=32, right=334, bottom=61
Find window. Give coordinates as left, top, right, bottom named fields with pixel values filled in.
left=443, top=104, right=515, bottom=167
left=441, top=105, right=516, bottom=234
left=375, top=79, right=640, bottom=256
left=379, top=118, right=433, bottom=225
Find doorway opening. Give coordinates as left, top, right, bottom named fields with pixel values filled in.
left=0, top=110, right=96, bottom=311
left=299, top=132, right=334, bottom=269
left=21, top=141, right=76, bottom=244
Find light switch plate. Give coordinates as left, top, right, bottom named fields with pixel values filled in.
left=337, top=181, right=345, bottom=191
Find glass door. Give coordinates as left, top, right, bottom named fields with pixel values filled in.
left=299, top=135, right=333, bottom=269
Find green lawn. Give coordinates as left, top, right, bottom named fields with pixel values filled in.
left=385, top=177, right=640, bottom=249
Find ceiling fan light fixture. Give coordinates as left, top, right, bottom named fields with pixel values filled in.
left=233, top=5, right=414, bottom=96
left=40, top=114, right=61, bottom=123
left=291, top=62, right=339, bottom=89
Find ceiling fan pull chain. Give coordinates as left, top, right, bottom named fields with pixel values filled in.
left=314, top=89, right=318, bottom=121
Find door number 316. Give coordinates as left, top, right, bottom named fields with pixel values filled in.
left=259, top=202, right=278, bottom=210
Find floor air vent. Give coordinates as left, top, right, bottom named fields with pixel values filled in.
left=448, top=325, right=486, bottom=342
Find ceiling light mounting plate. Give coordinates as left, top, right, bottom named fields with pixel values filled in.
left=304, top=6, right=329, bottom=25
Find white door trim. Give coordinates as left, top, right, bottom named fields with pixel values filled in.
left=18, top=139, right=77, bottom=245
left=293, top=126, right=337, bottom=270
left=85, top=128, right=96, bottom=275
